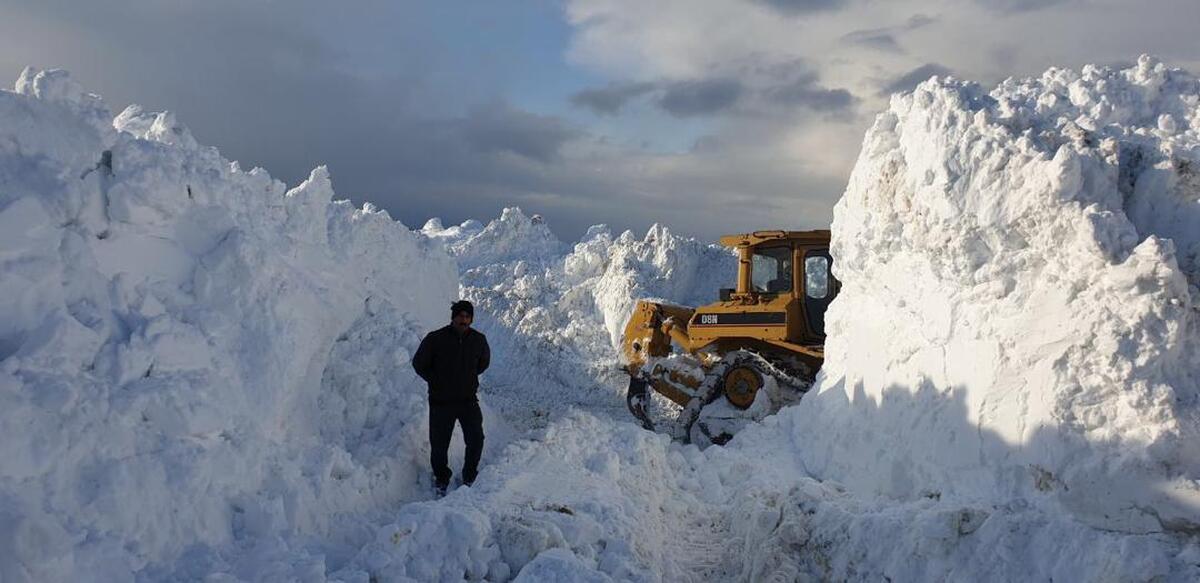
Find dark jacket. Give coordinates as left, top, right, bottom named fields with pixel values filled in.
left=412, top=325, right=491, bottom=404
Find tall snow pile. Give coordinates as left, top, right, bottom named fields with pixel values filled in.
left=783, top=55, right=1200, bottom=533
left=0, top=68, right=457, bottom=580
left=424, top=211, right=735, bottom=423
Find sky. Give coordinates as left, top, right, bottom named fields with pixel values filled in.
left=2, top=0, right=1199, bottom=241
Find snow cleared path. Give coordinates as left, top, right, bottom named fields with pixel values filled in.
left=344, top=413, right=737, bottom=582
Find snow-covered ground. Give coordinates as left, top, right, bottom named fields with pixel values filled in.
left=3, top=57, right=1200, bottom=581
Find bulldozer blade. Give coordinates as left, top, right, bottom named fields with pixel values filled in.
left=626, top=377, right=654, bottom=431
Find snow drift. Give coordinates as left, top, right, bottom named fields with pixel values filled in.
left=0, top=68, right=457, bottom=580
left=780, top=55, right=1200, bottom=533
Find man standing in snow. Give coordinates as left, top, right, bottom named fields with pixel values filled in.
left=412, top=300, right=491, bottom=497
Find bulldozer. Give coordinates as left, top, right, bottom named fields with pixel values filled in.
left=621, top=230, right=839, bottom=444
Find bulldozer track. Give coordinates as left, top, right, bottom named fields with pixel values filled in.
left=678, top=349, right=813, bottom=444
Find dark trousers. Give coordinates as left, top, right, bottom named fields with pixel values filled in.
left=429, top=399, right=485, bottom=486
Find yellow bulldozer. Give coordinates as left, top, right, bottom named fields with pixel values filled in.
left=621, top=230, right=839, bottom=444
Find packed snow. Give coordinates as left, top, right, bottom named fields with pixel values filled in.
left=3, top=57, right=1200, bottom=581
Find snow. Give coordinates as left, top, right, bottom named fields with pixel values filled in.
left=0, top=68, right=461, bottom=580
left=4, top=57, right=1200, bottom=582
left=424, top=211, right=735, bottom=429
left=384, top=56, right=1200, bottom=580
left=783, top=55, right=1200, bottom=534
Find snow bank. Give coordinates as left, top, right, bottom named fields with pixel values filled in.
left=425, top=210, right=735, bottom=425
left=0, top=68, right=458, bottom=580
left=778, top=55, right=1200, bottom=533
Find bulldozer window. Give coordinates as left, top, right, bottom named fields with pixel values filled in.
left=751, top=246, right=792, bottom=293
left=805, top=256, right=829, bottom=299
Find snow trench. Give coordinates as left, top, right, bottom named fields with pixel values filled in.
left=3, top=58, right=1200, bottom=582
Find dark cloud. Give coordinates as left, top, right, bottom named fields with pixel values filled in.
left=742, top=60, right=857, bottom=115
left=878, top=63, right=954, bottom=96
left=905, top=14, right=938, bottom=28
left=457, top=104, right=581, bottom=162
left=842, top=30, right=902, bottom=51
left=976, top=0, right=1071, bottom=13
left=570, top=82, right=656, bottom=115
left=753, top=0, right=847, bottom=15
left=573, top=71, right=854, bottom=119
left=657, top=78, right=743, bottom=117
left=765, top=77, right=856, bottom=112
left=842, top=13, right=938, bottom=52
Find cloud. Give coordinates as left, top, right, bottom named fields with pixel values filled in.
left=753, top=0, right=848, bottom=15
left=657, top=78, right=744, bottom=117
left=456, top=104, right=581, bottom=162
left=842, top=30, right=902, bottom=52
left=765, top=77, right=856, bottom=112
left=561, top=0, right=1200, bottom=237
left=904, top=14, right=937, bottom=28
left=8, top=0, right=1199, bottom=244
left=842, top=13, right=938, bottom=52
left=878, top=63, right=953, bottom=96
left=0, top=0, right=611, bottom=236
left=570, top=82, right=656, bottom=115
left=572, top=66, right=855, bottom=119
left=976, top=0, right=1071, bottom=13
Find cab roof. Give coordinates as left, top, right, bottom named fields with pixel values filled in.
left=718, top=230, right=831, bottom=248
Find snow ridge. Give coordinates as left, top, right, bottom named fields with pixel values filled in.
left=0, top=68, right=457, bottom=580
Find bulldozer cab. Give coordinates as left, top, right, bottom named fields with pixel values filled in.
left=706, top=230, right=837, bottom=347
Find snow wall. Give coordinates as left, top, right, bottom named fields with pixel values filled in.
left=772, top=55, right=1200, bottom=533
left=0, top=68, right=458, bottom=580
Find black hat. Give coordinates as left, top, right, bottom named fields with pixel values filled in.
left=451, top=300, right=474, bottom=318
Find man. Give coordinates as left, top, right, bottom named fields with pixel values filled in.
left=411, top=300, right=491, bottom=497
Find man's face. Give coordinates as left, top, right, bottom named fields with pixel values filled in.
left=452, top=312, right=472, bottom=332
